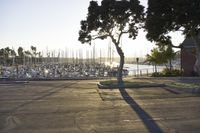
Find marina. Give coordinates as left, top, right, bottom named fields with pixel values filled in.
left=0, top=61, right=166, bottom=80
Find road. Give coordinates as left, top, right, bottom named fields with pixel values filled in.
left=0, top=80, right=200, bottom=133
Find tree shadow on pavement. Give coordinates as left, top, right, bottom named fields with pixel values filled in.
left=119, top=87, right=163, bottom=133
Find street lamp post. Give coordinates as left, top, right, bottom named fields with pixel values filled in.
left=136, top=57, right=139, bottom=77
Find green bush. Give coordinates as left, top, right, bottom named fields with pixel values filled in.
left=162, top=68, right=183, bottom=76
left=151, top=72, right=163, bottom=77
left=151, top=68, right=183, bottom=77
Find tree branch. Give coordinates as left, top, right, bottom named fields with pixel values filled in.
left=170, top=43, right=182, bottom=48
left=117, top=30, right=129, bottom=44
left=109, top=33, right=117, bottom=45
left=91, top=34, right=109, bottom=40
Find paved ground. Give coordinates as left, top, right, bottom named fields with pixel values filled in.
left=0, top=79, right=200, bottom=133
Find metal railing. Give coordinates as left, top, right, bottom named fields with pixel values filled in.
left=128, top=67, right=164, bottom=77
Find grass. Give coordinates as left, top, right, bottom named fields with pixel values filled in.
left=99, top=79, right=200, bottom=93
left=165, top=82, right=200, bottom=94
left=99, top=79, right=165, bottom=89
left=99, top=80, right=147, bottom=86
left=166, top=82, right=200, bottom=89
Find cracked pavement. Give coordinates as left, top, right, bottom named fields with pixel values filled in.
left=0, top=80, right=200, bottom=133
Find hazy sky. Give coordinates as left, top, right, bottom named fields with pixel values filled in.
left=0, top=0, right=184, bottom=57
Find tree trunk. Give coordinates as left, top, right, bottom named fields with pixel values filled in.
left=193, top=36, right=200, bottom=76
left=114, top=44, right=124, bottom=84
left=155, top=64, right=157, bottom=73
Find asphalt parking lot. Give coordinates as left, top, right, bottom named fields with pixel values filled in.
left=0, top=79, right=200, bottom=133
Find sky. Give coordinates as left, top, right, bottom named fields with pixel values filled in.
left=0, top=0, right=184, bottom=58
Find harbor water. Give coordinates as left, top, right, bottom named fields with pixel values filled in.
left=111, top=62, right=165, bottom=76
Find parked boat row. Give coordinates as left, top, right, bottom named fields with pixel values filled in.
left=0, top=63, right=114, bottom=79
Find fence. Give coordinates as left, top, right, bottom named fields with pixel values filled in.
left=127, top=67, right=164, bottom=77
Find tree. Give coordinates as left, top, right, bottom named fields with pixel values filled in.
left=10, top=49, right=16, bottom=57
left=10, top=49, right=16, bottom=65
left=0, top=47, right=16, bottom=65
left=31, top=46, right=37, bottom=64
left=0, top=48, right=6, bottom=65
left=146, top=43, right=176, bottom=73
left=4, top=47, right=11, bottom=65
left=78, top=0, right=144, bottom=83
left=156, top=42, right=176, bottom=71
left=146, top=48, right=164, bottom=72
left=24, top=50, right=32, bottom=65
left=145, top=0, right=200, bottom=75
left=18, top=47, right=24, bottom=65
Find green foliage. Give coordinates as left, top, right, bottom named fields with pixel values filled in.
left=146, top=48, right=165, bottom=65
left=145, top=0, right=200, bottom=75
left=167, top=82, right=200, bottom=90
left=146, top=45, right=176, bottom=66
left=162, top=68, right=183, bottom=76
left=0, top=47, right=16, bottom=65
left=158, top=43, right=176, bottom=60
left=145, top=0, right=200, bottom=41
left=151, top=72, right=163, bottom=77
left=146, top=47, right=175, bottom=65
left=79, top=0, right=144, bottom=44
left=151, top=68, right=183, bottom=77
left=79, top=0, right=144, bottom=82
left=1, top=46, right=41, bottom=66
left=31, top=46, right=37, bottom=56
left=78, top=0, right=145, bottom=46
left=99, top=80, right=159, bottom=88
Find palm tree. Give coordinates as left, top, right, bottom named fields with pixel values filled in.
left=31, top=46, right=37, bottom=64
left=163, top=46, right=176, bottom=71
left=24, top=50, right=32, bottom=65
left=10, top=49, right=16, bottom=65
left=145, top=48, right=165, bottom=73
left=4, top=47, right=10, bottom=65
left=0, top=48, right=5, bottom=65
left=18, top=47, right=24, bottom=65
left=146, top=45, right=176, bottom=74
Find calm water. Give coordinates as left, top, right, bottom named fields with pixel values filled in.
left=112, top=62, right=165, bottom=76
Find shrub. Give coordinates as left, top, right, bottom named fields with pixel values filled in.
left=151, top=68, right=183, bottom=77
left=151, top=72, right=163, bottom=77
left=162, top=68, right=183, bottom=76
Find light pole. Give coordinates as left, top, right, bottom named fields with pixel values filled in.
left=136, top=57, right=139, bottom=77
